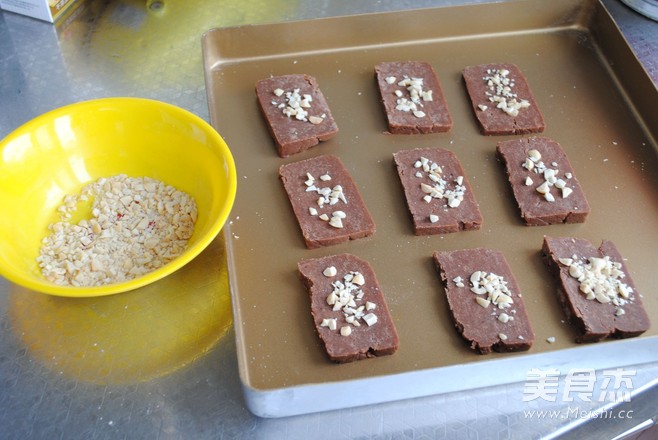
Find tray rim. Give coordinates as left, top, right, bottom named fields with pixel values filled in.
left=202, top=0, right=591, bottom=65
left=239, top=335, right=658, bottom=417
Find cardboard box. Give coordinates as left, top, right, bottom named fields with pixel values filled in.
left=0, top=0, right=81, bottom=23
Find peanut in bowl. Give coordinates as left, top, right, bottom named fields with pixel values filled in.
left=0, top=97, right=237, bottom=297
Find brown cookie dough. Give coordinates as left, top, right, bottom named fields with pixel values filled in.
left=279, top=155, right=375, bottom=249
left=497, top=137, right=590, bottom=226
left=433, top=248, right=535, bottom=354
left=375, top=61, right=452, bottom=134
left=463, top=63, right=545, bottom=135
left=256, top=74, right=338, bottom=157
left=393, top=147, right=482, bottom=235
left=298, top=253, right=399, bottom=363
left=541, top=236, right=650, bottom=343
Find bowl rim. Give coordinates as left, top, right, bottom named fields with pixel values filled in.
left=0, top=97, right=237, bottom=297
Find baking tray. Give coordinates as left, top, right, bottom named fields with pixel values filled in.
left=202, top=0, right=658, bottom=417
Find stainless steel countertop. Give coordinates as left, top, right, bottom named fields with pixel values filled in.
left=1, top=1, right=657, bottom=439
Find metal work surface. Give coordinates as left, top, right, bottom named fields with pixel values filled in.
left=1, top=0, right=657, bottom=438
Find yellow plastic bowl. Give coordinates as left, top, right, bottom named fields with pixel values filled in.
left=0, top=98, right=237, bottom=297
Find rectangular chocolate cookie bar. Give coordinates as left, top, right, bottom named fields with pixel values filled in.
left=256, top=74, right=339, bottom=157
left=463, top=63, right=545, bottom=135
left=298, top=253, right=399, bottom=363
left=375, top=61, right=452, bottom=134
left=393, top=147, right=482, bottom=235
left=433, top=248, right=535, bottom=354
left=497, top=137, right=590, bottom=226
left=279, top=155, right=376, bottom=249
left=541, top=236, right=650, bottom=343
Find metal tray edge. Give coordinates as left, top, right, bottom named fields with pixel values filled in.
left=202, top=0, right=594, bottom=66
left=241, top=336, right=658, bottom=418
left=593, top=1, right=658, bottom=145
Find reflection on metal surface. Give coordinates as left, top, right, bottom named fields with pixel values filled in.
left=54, top=0, right=299, bottom=92
left=620, top=0, right=658, bottom=21
left=8, top=235, right=232, bottom=385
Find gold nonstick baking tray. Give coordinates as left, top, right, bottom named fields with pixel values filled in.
left=202, top=0, right=658, bottom=417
